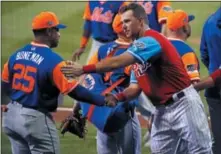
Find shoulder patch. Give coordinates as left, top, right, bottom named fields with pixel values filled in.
left=134, top=40, right=146, bottom=50
left=162, top=6, right=172, bottom=12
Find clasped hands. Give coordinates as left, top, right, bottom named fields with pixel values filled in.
left=61, top=60, right=84, bottom=78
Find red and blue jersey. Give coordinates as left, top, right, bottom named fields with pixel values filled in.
left=1, top=42, right=78, bottom=110
left=83, top=1, right=128, bottom=42
left=169, top=38, right=200, bottom=82
left=88, top=39, right=131, bottom=90
left=129, top=29, right=191, bottom=105
left=135, top=0, right=172, bottom=32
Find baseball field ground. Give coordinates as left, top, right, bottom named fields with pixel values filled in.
left=1, top=1, right=220, bottom=154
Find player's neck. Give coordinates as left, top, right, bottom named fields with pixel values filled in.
left=33, top=37, right=51, bottom=48
left=116, top=35, right=132, bottom=44
left=140, top=25, right=149, bottom=38
left=167, top=33, right=186, bottom=42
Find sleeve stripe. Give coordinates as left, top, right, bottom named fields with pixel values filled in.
left=127, top=50, right=145, bottom=64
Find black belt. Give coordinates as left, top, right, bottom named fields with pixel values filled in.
left=156, top=91, right=185, bottom=107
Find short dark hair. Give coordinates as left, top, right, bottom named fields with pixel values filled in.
left=119, top=3, right=148, bottom=24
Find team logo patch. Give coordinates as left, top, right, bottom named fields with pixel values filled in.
left=187, top=64, right=197, bottom=72
left=47, top=21, right=54, bottom=26
left=82, top=74, right=95, bottom=90
left=162, top=6, right=172, bottom=12
left=134, top=41, right=146, bottom=50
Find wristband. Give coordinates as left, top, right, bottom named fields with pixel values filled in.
left=83, top=64, right=96, bottom=73
left=211, top=69, right=221, bottom=85
left=114, top=92, right=127, bottom=102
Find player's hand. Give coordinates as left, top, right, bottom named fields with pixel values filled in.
left=72, top=48, right=85, bottom=61
left=104, top=93, right=118, bottom=107
left=61, top=61, right=84, bottom=78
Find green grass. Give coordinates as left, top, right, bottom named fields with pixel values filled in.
left=1, top=2, right=220, bottom=153
left=1, top=124, right=151, bottom=154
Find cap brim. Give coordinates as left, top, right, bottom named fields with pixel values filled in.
left=56, top=24, right=67, bottom=29
left=188, top=15, right=195, bottom=22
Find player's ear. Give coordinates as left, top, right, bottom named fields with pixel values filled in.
left=45, top=28, right=53, bottom=37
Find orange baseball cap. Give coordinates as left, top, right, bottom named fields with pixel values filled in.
left=167, top=10, right=195, bottom=31
left=112, top=14, right=123, bottom=34
left=32, top=11, right=66, bottom=30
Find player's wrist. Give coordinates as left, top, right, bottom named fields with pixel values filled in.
left=114, top=92, right=127, bottom=102
left=82, top=64, right=96, bottom=73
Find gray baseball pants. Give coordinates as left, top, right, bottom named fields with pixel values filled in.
left=150, top=85, right=213, bottom=154
left=2, top=102, right=60, bottom=154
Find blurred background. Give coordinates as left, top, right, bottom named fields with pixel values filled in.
left=1, top=1, right=220, bottom=154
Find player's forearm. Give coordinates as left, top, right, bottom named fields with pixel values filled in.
left=80, top=20, right=91, bottom=48
left=194, top=77, right=214, bottom=91
left=83, top=53, right=136, bottom=73
left=68, top=84, right=105, bottom=106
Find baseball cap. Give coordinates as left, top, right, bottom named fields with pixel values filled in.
left=167, top=10, right=195, bottom=31
left=112, top=14, right=123, bottom=34
left=32, top=11, right=66, bottom=30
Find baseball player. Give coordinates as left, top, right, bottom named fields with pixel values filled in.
left=200, top=7, right=221, bottom=154
left=72, top=1, right=129, bottom=61
left=165, top=10, right=200, bottom=83
left=142, top=9, right=200, bottom=147
left=194, top=66, right=221, bottom=91
left=1, top=11, right=107, bottom=154
left=61, top=3, right=213, bottom=154
left=87, top=14, right=141, bottom=154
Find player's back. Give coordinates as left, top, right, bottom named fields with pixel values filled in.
left=169, top=39, right=200, bottom=81
left=7, top=42, right=62, bottom=111
left=85, top=1, right=125, bottom=42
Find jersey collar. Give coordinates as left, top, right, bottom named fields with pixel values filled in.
left=167, top=37, right=185, bottom=43
left=31, top=41, right=50, bottom=48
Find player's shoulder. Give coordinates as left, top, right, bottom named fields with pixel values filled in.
left=98, top=41, right=117, bottom=56
left=169, top=39, right=194, bottom=56
left=8, top=43, right=32, bottom=61
left=134, top=36, right=160, bottom=49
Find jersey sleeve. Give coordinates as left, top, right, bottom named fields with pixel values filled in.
left=182, top=52, right=200, bottom=81
left=87, top=51, right=99, bottom=64
left=2, top=61, right=9, bottom=83
left=52, top=61, right=79, bottom=95
left=83, top=2, right=91, bottom=20
left=210, top=68, right=221, bottom=85
left=200, top=22, right=209, bottom=68
left=130, top=70, right=138, bottom=83
left=126, top=37, right=161, bottom=64
left=157, top=1, right=172, bottom=23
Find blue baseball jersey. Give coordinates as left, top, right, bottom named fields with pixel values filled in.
left=89, top=40, right=131, bottom=91
left=200, top=7, right=221, bottom=99
left=2, top=42, right=78, bottom=110
left=169, top=39, right=200, bottom=81
left=83, top=1, right=127, bottom=42
left=135, top=0, right=172, bottom=32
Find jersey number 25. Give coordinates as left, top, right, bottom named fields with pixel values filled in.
left=12, top=64, right=37, bottom=93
